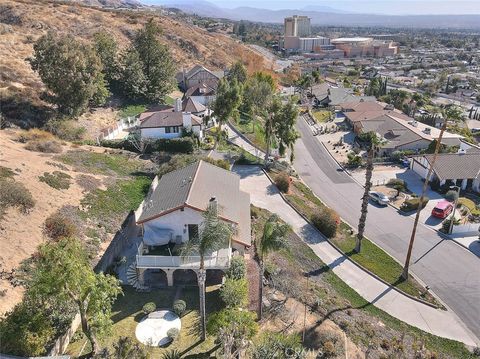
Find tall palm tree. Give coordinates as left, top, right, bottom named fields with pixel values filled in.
left=256, top=214, right=290, bottom=320
left=181, top=201, right=233, bottom=340
left=356, top=132, right=381, bottom=253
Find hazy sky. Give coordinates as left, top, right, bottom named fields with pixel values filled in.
left=147, top=0, right=480, bottom=15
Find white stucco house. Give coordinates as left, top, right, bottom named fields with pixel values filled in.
left=132, top=160, right=251, bottom=287
left=411, top=142, right=480, bottom=192
left=138, top=99, right=204, bottom=140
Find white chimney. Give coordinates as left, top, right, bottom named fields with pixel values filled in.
left=182, top=112, right=192, bottom=129
left=174, top=98, right=182, bottom=112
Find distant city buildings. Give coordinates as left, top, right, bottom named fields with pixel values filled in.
left=284, top=15, right=311, bottom=37
left=281, top=16, right=398, bottom=59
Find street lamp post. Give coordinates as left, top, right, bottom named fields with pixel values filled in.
left=448, top=185, right=461, bottom=235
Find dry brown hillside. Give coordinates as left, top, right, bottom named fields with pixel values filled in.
left=0, top=0, right=271, bottom=127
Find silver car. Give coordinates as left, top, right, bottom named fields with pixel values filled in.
left=369, top=191, right=390, bottom=206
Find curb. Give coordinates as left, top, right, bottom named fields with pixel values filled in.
left=262, top=168, right=442, bottom=310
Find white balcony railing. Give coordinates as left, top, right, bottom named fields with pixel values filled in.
left=136, top=247, right=232, bottom=269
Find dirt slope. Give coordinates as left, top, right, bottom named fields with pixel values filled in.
left=0, top=0, right=270, bottom=127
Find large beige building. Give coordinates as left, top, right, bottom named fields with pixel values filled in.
left=330, top=37, right=398, bottom=58
left=284, top=15, right=311, bottom=37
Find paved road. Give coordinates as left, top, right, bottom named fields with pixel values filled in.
left=294, top=117, right=480, bottom=339
left=234, top=165, right=477, bottom=345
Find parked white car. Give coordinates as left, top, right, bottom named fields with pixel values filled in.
left=369, top=191, right=390, bottom=206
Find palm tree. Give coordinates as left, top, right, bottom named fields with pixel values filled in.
left=181, top=201, right=233, bottom=341
left=256, top=214, right=290, bottom=319
left=355, top=132, right=382, bottom=253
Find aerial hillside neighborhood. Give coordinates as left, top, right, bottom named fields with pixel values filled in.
left=0, top=1, right=480, bottom=359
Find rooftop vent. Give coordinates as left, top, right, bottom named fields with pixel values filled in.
left=457, top=148, right=467, bottom=155
left=423, top=128, right=431, bottom=135
left=408, top=120, right=418, bottom=127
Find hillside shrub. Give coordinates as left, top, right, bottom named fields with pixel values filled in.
left=172, top=300, right=186, bottom=317
left=275, top=171, right=290, bottom=193
left=44, top=212, right=77, bottom=241
left=142, top=302, right=156, bottom=315
left=45, top=119, right=86, bottom=141
left=39, top=171, right=72, bottom=190
left=226, top=256, right=246, bottom=280
left=311, top=208, right=339, bottom=238
left=0, top=180, right=35, bottom=218
left=25, top=140, right=62, bottom=153
left=401, top=197, right=429, bottom=212
left=0, top=166, right=15, bottom=179
left=100, top=139, right=138, bottom=153
left=16, top=129, right=54, bottom=143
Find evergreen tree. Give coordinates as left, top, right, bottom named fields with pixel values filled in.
left=30, top=32, right=108, bottom=116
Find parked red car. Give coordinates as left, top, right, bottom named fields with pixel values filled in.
left=431, top=200, right=454, bottom=219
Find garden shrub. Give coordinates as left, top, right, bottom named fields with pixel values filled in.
left=445, top=190, right=459, bottom=202
left=226, top=256, right=246, bottom=280
left=347, top=152, right=362, bottom=168
left=167, top=328, right=180, bottom=341
left=39, top=171, right=72, bottom=190
left=311, top=208, right=339, bottom=238
left=387, top=178, right=407, bottom=194
left=441, top=218, right=460, bottom=233
left=0, top=180, right=35, bottom=218
left=275, top=171, right=290, bottom=193
left=44, top=212, right=77, bottom=241
left=25, top=140, right=62, bottom=153
left=220, top=277, right=248, bottom=308
left=202, top=157, right=230, bottom=170
left=142, top=302, right=156, bottom=315
left=172, top=299, right=186, bottom=317
left=100, top=139, right=139, bottom=153
left=151, top=137, right=195, bottom=154
left=401, top=197, right=429, bottom=212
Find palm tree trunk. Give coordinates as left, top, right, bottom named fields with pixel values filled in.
left=198, top=259, right=207, bottom=341
left=356, top=146, right=374, bottom=253
left=402, top=122, right=447, bottom=280
left=258, top=260, right=264, bottom=320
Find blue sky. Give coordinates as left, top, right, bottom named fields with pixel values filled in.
left=145, top=1, right=480, bottom=15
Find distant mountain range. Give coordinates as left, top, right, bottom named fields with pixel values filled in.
left=154, top=0, right=480, bottom=29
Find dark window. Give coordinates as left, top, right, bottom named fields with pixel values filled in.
left=165, top=127, right=171, bottom=133
left=173, top=126, right=179, bottom=133
left=188, top=224, right=199, bottom=241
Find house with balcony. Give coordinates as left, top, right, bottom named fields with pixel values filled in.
left=131, top=160, right=251, bottom=288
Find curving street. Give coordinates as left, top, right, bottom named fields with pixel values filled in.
left=293, top=117, right=480, bottom=340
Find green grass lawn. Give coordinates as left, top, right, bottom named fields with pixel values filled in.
left=311, top=109, right=331, bottom=123
left=118, top=104, right=147, bottom=118
left=67, top=286, right=221, bottom=358
left=283, top=179, right=439, bottom=306
left=234, top=117, right=268, bottom=152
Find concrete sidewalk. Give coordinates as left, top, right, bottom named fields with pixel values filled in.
left=233, top=165, right=479, bottom=347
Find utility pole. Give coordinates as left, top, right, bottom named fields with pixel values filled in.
left=402, top=121, right=447, bottom=280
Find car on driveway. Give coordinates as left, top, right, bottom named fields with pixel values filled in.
left=369, top=191, right=390, bottom=206
left=431, top=200, right=454, bottom=219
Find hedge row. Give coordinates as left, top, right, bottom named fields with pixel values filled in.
left=99, top=137, right=195, bottom=154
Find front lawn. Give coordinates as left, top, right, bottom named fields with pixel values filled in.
left=311, top=109, right=331, bottom=123
left=282, top=177, right=440, bottom=306
left=233, top=116, right=268, bottom=151
left=67, top=286, right=221, bottom=357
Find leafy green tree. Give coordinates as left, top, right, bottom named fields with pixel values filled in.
left=30, top=32, right=108, bottom=116
left=256, top=214, right=290, bottom=319
left=93, top=31, right=119, bottom=89
left=132, top=19, right=175, bottom=102
left=241, top=73, right=275, bottom=121
left=0, top=297, right=55, bottom=357
left=272, top=99, right=299, bottom=162
left=220, top=277, right=248, bottom=308
left=181, top=203, right=233, bottom=341
left=252, top=331, right=304, bottom=359
left=118, top=48, right=147, bottom=101
left=212, top=78, right=242, bottom=142
left=27, top=238, right=122, bottom=356
left=227, top=61, right=248, bottom=85
left=109, top=336, right=149, bottom=359
left=207, top=308, right=258, bottom=359
left=226, top=255, right=246, bottom=280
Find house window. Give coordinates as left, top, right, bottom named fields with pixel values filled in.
left=165, top=127, right=171, bottom=133
left=188, top=224, right=199, bottom=241
left=173, top=126, right=179, bottom=133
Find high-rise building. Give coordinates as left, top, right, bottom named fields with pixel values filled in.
left=284, top=15, right=311, bottom=37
